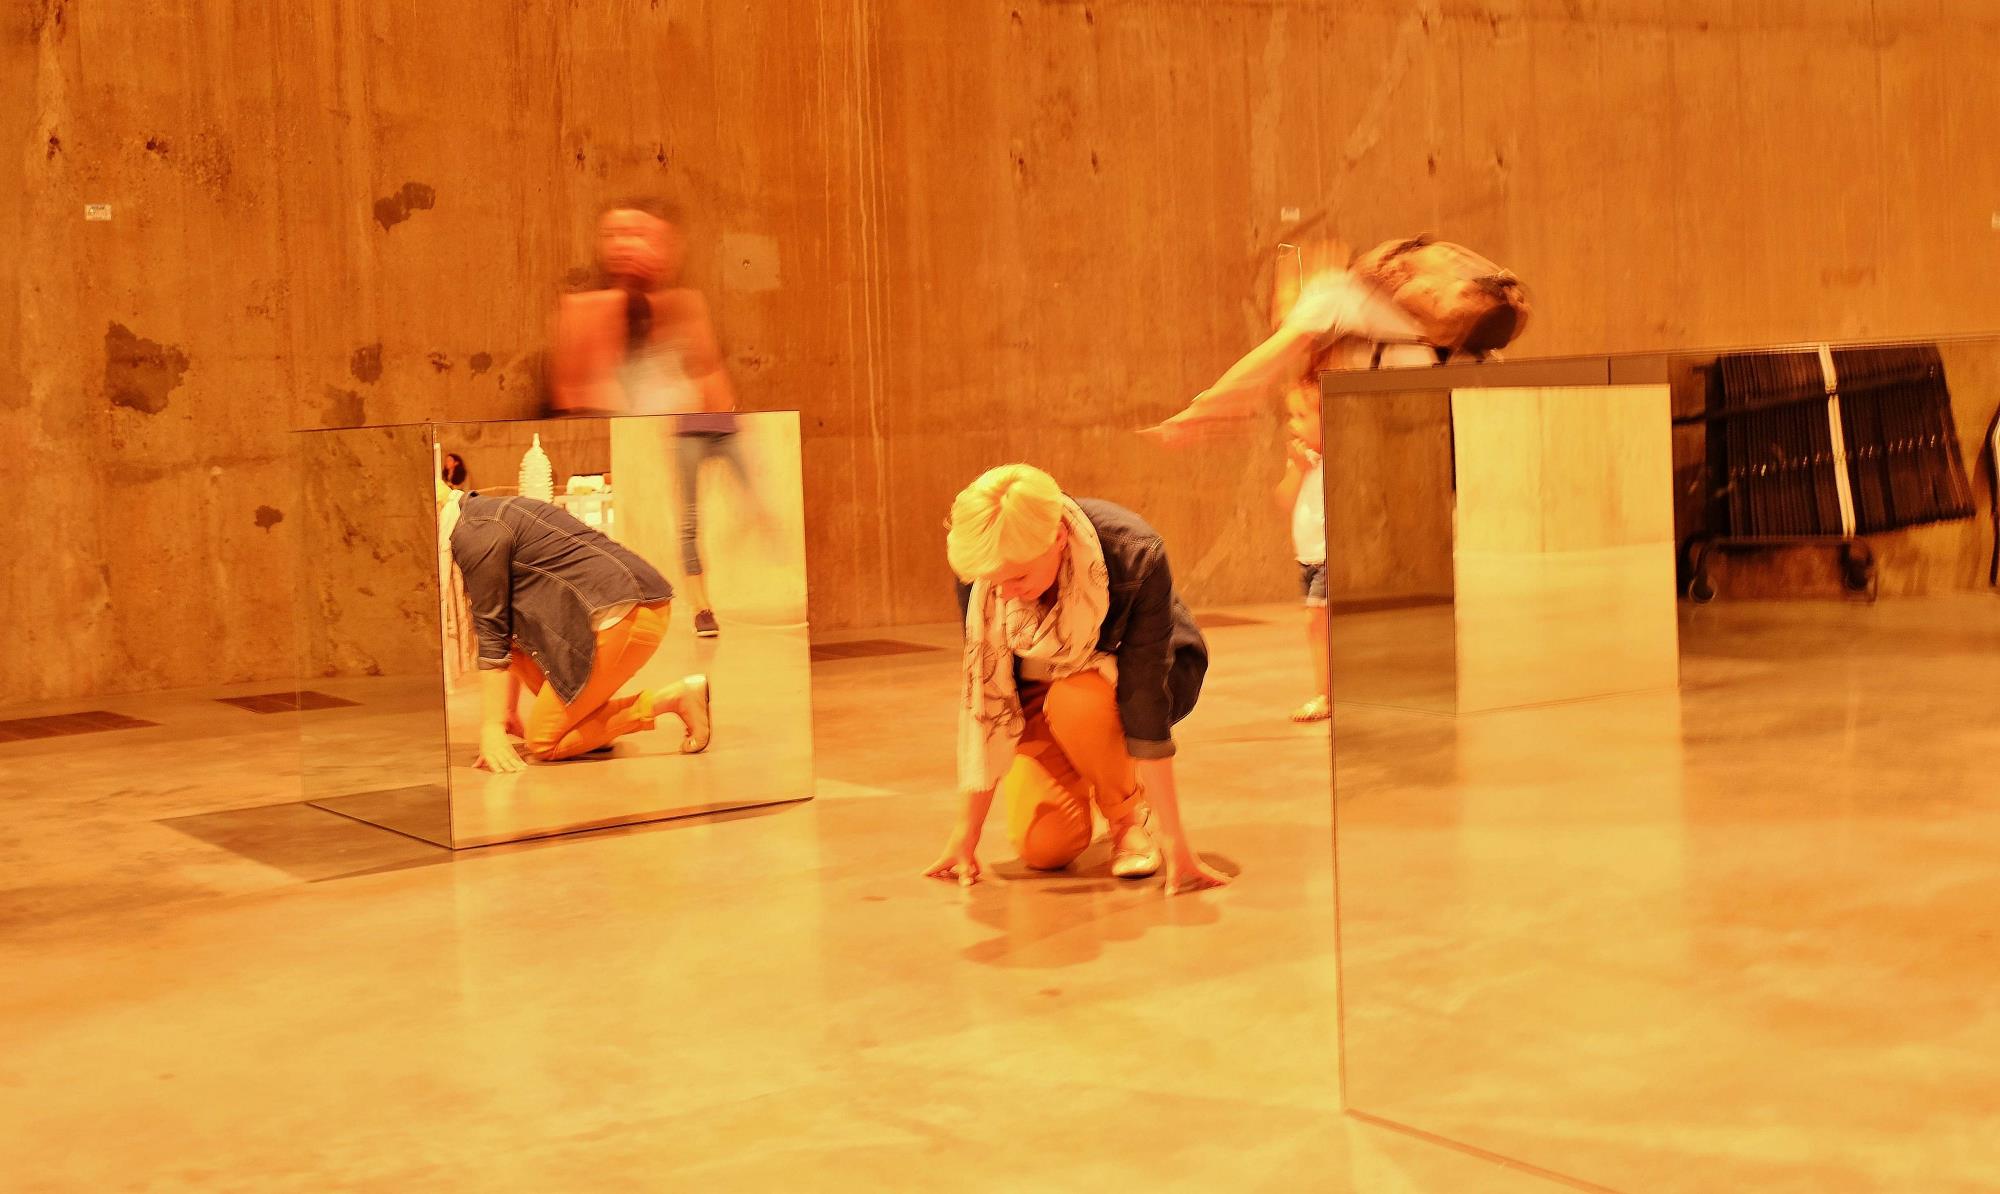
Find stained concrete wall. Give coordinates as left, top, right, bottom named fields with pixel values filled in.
left=7, top=0, right=2000, bottom=704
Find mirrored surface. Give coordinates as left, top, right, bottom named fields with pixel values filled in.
left=437, top=413, right=812, bottom=846
left=1320, top=380, right=1680, bottom=715
left=1320, top=387, right=1458, bottom=713
left=297, top=412, right=812, bottom=849
left=295, top=424, right=452, bottom=846
left=1324, top=336, right=2000, bottom=1190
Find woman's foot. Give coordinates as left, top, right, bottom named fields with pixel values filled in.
left=694, top=609, right=720, bottom=638
left=1109, top=809, right=1162, bottom=879
left=677, top=674, right=712, bottom=753
left=1290, top=695, right=1331, bottom=723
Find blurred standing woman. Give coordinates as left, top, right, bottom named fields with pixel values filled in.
left=550, top=197, right=758, bottom=638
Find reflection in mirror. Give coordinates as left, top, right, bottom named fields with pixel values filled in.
left=436, top=412, right=811, bottom=847
left=1326, top=337, right=2000, bottom=1189
left=295, top=425, right=452, bottom=846
left=1448, top=383, right=1680, bottom=710
left=1321, top=387, right=1456, bottom=713
left=296, top=413, right=811, bottom=850
left=1321, top=380, right=1680, bottom=715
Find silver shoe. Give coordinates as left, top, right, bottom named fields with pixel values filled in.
left=679, top=674, right=712, bottom=753
left=1110, top=808, right=1162, bottom=879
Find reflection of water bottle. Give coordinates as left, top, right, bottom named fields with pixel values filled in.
left=519, top=433, right=554, bottom=502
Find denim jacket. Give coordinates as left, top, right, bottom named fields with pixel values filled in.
left=451, top=495, right=674, bottom=704
left=957, top=498, right=1209, bottom=759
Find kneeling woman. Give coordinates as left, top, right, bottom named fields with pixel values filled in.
left=927, top=465, right=1230, bottom=894
left=447, top=494, right=712, bottom=773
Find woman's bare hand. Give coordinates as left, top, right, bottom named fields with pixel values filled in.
left=1165, top=850, right=1231, bottom=895
left=924, top=830, right=984, bottom=887
left=477, top=726, right=526, bottom=773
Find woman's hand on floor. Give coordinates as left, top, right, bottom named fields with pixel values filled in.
left=924, top=831, right=984, bottom=887
left=1166, top=850, right=1231, bottom=895
left=477, top=726, right=526, bottom=773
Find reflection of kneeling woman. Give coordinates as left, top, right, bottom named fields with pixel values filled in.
left=446, top=494, right=712, bottom=773
left=928, top=465, right=1230, bottom=894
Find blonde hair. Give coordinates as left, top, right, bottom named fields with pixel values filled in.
left=946, top=464, right=1064, bottom=581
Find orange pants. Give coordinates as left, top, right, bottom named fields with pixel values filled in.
left=509, top=602, right=669, bottom=761
left=1003, top=672, right=1145, bottom=870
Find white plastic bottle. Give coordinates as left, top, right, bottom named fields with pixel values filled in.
left=518, top=433, right=554, bottom=502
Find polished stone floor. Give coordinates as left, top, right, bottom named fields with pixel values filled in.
left=1338, top=594, right=2000, bottom=1193
left=1, top=596, right=1995, bottom=1191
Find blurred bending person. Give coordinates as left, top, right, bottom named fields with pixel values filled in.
left=1147, top=235, right=1529, bottom=443
left=445, top=492, right=712, bottom=774
left=926, top=465, right=1231, bottom=895
left=551, top=196, right=759, bottom=638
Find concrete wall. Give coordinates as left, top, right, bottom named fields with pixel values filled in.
left=8, top=0, right=2000, bottom=704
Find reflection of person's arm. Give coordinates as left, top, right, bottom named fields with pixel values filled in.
left=454, top=519, right=528, bottom=772
left=454, top=520, right=514, bottom=670
left=479, top=669, right=514, bottom=733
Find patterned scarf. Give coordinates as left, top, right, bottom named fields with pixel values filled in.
left=957, top=498, right=1116, bottom=793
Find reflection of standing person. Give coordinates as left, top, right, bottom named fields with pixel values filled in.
left=550, top=197, right=753, bottom=638
left=445, top=493, right=712, bottom=773
left=925, top=465, right=1231, bottom=895
left=672, top=412, right=771, bottom=638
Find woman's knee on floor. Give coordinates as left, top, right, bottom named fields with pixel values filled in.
left=1004, top=751, right=1094, bottom=870
left=1038, top=672, right=1139, bottom=820
left=1016, top=804, right=1092, bottom=870
left=520, top=704, right=580, bottom=760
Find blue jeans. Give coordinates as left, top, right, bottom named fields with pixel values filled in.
left=673, top=431, right=754, bottom=577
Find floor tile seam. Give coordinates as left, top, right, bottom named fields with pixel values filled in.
left=1344, top=1109, right=1627, bottom=1193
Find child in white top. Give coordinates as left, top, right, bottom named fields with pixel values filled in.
left=1274, top=386, right=1329, bottom=722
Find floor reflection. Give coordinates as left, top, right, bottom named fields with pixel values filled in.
left=445, top=621, right=813, bottom=846
left=1336, top=594, right=2000, bottom=1192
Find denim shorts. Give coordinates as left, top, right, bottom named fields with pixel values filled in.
left=1299, top=561, right=1327, bottom=607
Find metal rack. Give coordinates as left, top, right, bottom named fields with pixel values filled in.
left=1684, top=344, right=1975, bottom=603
